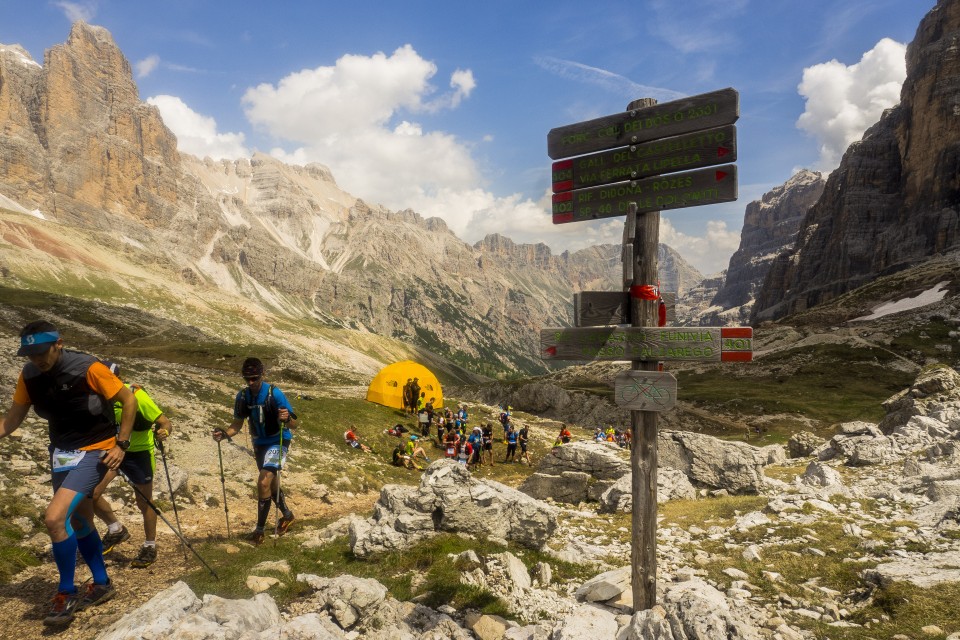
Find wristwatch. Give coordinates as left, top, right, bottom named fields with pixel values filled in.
left=116, top=439, right=131, bottom=451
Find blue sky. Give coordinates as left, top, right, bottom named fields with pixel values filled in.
left=0, top=0, right=936, bottom=274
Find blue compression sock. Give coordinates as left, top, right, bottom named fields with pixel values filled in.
left=75, top=525, right=109, bottom=585
left=51, top=535, right=78, bottom=593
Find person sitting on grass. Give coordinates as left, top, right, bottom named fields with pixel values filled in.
left=552, top=424, right=573, bottom=449
left=344, top=427, right=372, bottom=453
left=405, top=435, right=430, bottom=465
left=392, top=443, right=421, bottom=470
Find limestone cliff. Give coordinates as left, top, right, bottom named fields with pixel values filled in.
left=753, top=0, right=960, bottom=322
left=699, top=170, right=825, bottom=325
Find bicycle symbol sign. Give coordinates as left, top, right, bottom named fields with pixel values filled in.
left=614, top=371, right=678, bottom=412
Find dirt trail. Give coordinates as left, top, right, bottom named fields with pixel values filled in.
left=1, top=487, right=378, bottom=640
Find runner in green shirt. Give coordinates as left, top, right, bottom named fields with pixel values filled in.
left=92, top=381, right=173, bottom=568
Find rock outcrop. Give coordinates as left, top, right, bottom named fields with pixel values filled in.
left=658, top=430, right=769, bottom=494
left=349, top=460, right=558, bottom=557
left=700, top=170, right=825, bottom=326
left=753, top=0, right=960, bottom=322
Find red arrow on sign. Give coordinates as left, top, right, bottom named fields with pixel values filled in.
left=716, top=170, right=728, bottom=181
left=545, top=346, right=557, bottom=356
left=717, top=146, right=731, bottom=157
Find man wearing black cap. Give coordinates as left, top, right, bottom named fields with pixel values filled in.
left=212, top=357, right=298, bottom=545
left=0, top=321, right=136, bottom=626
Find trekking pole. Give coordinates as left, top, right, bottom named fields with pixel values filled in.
left=155, top=436, right=188, bottom=561
left=215, top=433, right=232, bottom=539
left=273, top=429, right=283, bottom=547
left=118, top=470, right=219, bottom=579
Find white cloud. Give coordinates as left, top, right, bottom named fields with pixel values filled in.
left=659, top=218, right=741, bottom=275
left=147, top=95, right=250, bottom=160
left=797, top=37, right=907, bottom=170
left=135, top=54, right=160, bottom=79
left=53, top=0, right=97, bottom=22
left=242, top=44, right=480, bottom=216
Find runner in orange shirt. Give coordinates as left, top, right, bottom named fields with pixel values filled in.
left=0, top=321, right=136, bottom=626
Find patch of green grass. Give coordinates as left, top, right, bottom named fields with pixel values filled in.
left=678, top=342, right=914, bottom=426
left=658, top=495, right=770, bottom=527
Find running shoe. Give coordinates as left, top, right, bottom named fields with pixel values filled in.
left=245, top=529, right=265, bottom=545
left=130, top=544, right=157, bottom=568
left=276, top=514, right=296, bottom=536
left=78, top=580, right=116, bottom=609
left=43, top=591, right=80, bottom=626
left=101, top=525, right=130, bottom=553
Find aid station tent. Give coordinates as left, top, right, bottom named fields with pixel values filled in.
left=366, top=361, right=443, bottom=410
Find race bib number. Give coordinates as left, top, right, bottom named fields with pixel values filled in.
left=263, top=445, right=288, bottom=468
left=52, top=448, right=86, bottom=473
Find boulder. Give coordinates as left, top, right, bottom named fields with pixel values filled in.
left=350, top=460, right=558, bottom=557
left=536, top=441, right=630, bottom=480
left=518, top=471, right=591, bottom=503
left=576, top=566, right=631, bottom=603
left=658, top=430, right=767, bottom=494
left=489, top=551, right=532, bottom=591
left=599, top=470, right=696, bottom=513
left=863, top=550, right=960, bottom=588
left=465, top=612, right=509, bottom=640
left=297, top=574, right=389, bottom=629
left=880, top=365, right=960, bottom=434
left=551, top=603, right=620, bottom=639
left=800, top=461, right=845, bottom=490
left=787, top=431, right=825, bottom=458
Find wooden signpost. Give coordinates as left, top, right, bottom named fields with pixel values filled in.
left=543, top=89, right=747, bottom=612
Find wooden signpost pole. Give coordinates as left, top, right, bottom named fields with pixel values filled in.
left=543, top=87, right=745, bottom=614
left=627, top=97, right=659, bottom=611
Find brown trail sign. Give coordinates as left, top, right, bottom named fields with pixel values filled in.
left=552, top=124, right=737, bottom=193
left=552, top=164, right=737, bottom=224
left=547, top=87, right=739, bottom=159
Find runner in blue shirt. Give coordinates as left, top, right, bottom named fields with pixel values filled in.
left=212, top=357, right=298, bottom=545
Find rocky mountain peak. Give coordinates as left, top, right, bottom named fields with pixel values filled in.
left=697, top=170, right=826, bottom=325
left=752, top=0, right=960, bottom=322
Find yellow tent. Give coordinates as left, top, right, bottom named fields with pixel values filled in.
left=366, top=361, right=443, bottom=410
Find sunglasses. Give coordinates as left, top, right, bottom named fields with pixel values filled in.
left=243, top=375, right=262, bottom=382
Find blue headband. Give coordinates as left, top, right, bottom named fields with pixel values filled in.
left=20, top=331, right=60, bottom=347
